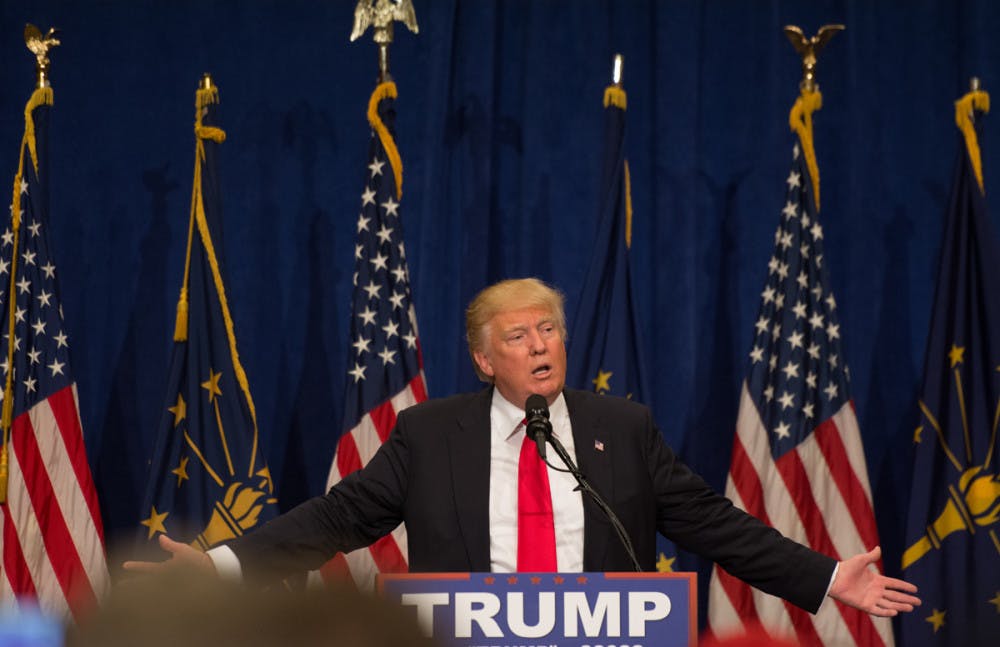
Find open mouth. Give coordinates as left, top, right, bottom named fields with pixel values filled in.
left=532, top=364, right=551, bottom=377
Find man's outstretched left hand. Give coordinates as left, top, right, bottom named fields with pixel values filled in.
left=829, top=546, right=921, bottom=617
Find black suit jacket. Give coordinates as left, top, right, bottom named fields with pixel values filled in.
left=228, top=388, right=835, bottom=612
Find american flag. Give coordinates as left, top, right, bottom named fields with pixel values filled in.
left=707, top=138, right=892, bottom=646
left=0, top=87, right=109, bottom=621
left=317, top=81, right=427, bottom=589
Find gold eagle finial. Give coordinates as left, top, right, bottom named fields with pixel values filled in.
left=351, top=0, right=419, bottom=44
left=783, top=24, right=844, bottom=92
left=24, top=24, right=61, bottom=89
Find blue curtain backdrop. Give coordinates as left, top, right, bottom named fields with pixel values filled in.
left=2, top=0, right=998, bottom=627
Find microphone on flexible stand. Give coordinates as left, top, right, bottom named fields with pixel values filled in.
left=522, top=393, right=643, bottom=572
left=525, top=394, right=552, bottom=461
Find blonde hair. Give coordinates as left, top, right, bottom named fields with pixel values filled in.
left=465, top=278, right=567, bottom=382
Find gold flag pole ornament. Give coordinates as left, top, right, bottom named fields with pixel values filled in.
left=784, top=24, right=843, bottom=212
left=350, top=0, right=419, bottom=83
left=0, top=25, right=60, bottom=503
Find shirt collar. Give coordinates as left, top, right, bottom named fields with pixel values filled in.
left=491, top=388, right=568, bottom=441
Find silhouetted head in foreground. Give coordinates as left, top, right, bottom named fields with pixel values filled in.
left=67, top=569, right=439, bottom=647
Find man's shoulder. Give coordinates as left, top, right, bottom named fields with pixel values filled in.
left=398, top=388, right=490, bottom=421
left=563, top=388, right=651, bottom=420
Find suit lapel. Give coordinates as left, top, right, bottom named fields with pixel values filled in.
left=566, top=389, right=615, bottom=571
left=449, top=387, right=493, bottom=571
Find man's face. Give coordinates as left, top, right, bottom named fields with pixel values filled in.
left=472, top=306, right=567, bottom=408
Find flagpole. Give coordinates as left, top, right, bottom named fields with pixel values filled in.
left=0, top=25, right=60, bottom=503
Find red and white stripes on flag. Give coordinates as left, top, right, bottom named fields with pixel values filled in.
left=707, top=387, right=892, bottom=646
left=0, top=386, right=109, bottom=621
left=318, top=373, right=427, bottom=588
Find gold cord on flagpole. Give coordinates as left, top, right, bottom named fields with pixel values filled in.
left=783, top=24, right=843, bottom=212
left=955, top=78, right=990, bottom=194
left=367, top=81, right=404, bottom=199
left=789, top=89, right=823, bottom=211
left=175, top=74, right=225, bottom=342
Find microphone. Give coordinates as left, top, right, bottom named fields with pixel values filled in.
left=524, top=394, right=551, bottom=461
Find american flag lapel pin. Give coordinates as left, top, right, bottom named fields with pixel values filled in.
left=594, top=439, right=605, bottom=452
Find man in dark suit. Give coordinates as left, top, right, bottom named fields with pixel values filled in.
left=129, top=278, right=919, bottom=618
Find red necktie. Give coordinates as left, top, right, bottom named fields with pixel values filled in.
left=517, top=430, right=557, bottom=571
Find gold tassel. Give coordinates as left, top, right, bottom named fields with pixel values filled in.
left=173, top=288, right=189, bottom=342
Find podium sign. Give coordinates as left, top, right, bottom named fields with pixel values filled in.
left=378, top=572, right=696, bottom=647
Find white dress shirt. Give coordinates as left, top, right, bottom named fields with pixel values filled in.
left=487, top=390, right=584, bottom=572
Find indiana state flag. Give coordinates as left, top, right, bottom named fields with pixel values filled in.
left=568, top=66, right=673, bottom=571
left=901, top=89, right=1000, bottom=646
left=139, top=76, right=277, bottom=552
left=567, top=73, right=649, bottom=405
